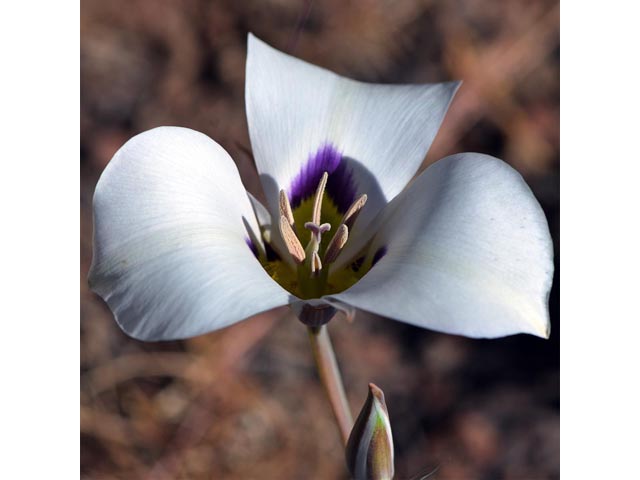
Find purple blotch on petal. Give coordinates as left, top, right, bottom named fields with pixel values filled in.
left=264, top=240, right=281, bottom=262
left=372, top=246, right=388, bottom=267
left=289, top=143, right=357, bottom=213
left=246, top=237, right=259, bottom=259
left=246, top=237, right=280, bottom=262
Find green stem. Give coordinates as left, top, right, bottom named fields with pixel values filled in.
left=307, top=324, right=354, bottom=445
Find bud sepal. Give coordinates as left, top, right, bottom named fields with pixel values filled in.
left=345, top=383, right=394, bottom=480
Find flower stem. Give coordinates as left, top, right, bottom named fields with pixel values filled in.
left=307, top=324, right=353, bottom=445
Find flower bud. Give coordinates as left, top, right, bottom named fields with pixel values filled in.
left=345, top=383, right=394, bottom=480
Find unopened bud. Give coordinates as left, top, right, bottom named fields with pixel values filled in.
left=345, top=383, right=394, bottom=480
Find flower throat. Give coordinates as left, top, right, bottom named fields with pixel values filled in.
left=250, top=167, right=374, bottom=300
left=279, top=170, right=368, bottom=298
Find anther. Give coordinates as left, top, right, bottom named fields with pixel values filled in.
left=312, top=171, right=329, bottom=225
left=311, top=251, right=323, bottom=275
left=341, top=194, right=367, bottom=229
left=324, top=224, right=349, bottom=264
left=279, top=190, right=295, bottom=229
left=279, top=215, right=305, bottom=264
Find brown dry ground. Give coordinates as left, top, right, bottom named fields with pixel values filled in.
left=81, top=1, right=559, bottom=478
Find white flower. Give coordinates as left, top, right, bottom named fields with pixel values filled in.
left=89, top=34, right=553, bottom=341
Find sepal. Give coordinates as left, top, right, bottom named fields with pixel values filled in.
left=345, top=383, right=394, bottom=480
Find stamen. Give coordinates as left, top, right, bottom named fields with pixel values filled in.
left=279, top=215, right=305, bottom=264
left=341, top=194, right=367, bottom=229
left=311, top=251, right=323, bottom=275
left=312, top=171, right=329, bottom=225
left=279, top=190, right=295, bottom=229
left=324, top=224, right=349, bottom=264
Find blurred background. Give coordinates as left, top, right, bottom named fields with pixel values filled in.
left=80, top=0, right=559, bottom=478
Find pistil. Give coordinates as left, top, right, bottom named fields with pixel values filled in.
left=276, top=170, right=367, bottom=298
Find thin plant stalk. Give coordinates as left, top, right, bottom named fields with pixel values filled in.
left=307, top=324, right=354, bottom=444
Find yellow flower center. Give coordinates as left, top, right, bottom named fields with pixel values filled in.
left=257, top=172, right=375, bottom=299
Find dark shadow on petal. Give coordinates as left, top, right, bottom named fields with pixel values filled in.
left=341, top=156, right=386, bottom=221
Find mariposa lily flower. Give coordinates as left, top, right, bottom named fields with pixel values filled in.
left=89, top=34, right=553, bottom=341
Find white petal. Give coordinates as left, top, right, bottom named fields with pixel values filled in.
left=89, top=127, right=292, bottom=340
left=247, top=191, right=272, bottom=230
left=329, top=153, right=554, bottom=338
left=245, top=33, right=459, bottom=233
